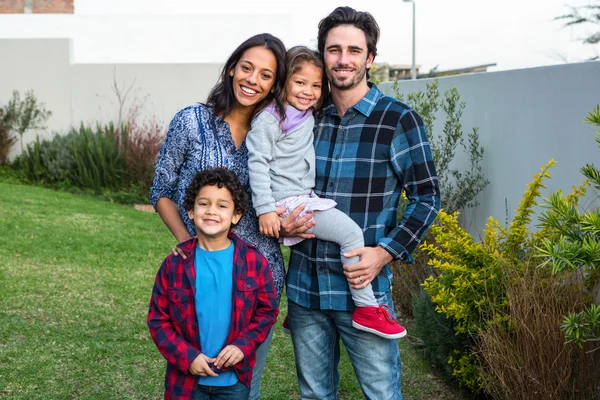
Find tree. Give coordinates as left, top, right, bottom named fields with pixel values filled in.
left=4, top=91, right=52, bottom=153
left=556, top=2, right=600, bottom=56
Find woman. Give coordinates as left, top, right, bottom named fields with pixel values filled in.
left=150, top=33, right=290, bottom=400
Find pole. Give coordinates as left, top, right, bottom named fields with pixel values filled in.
left=411, top=1, right=416, bottom=80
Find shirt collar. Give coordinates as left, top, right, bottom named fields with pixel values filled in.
left=321, top=83, right=382, bottom=118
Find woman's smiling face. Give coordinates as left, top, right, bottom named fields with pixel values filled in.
left=230, top=46, right=278, bottom=110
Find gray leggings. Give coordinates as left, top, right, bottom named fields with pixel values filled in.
left=311, top=208, right=378, bottom=307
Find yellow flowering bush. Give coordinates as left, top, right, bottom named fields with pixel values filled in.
left=422, top=161, right=555, bottom=392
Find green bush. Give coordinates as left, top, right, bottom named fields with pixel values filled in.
left=13, top=118, right=163, bottom=205
left=393, top=78, right=489, bottom=212
left=389, top=79, right=489, bottom=317
left=422, top=154, right=599, bottom=398
left=69, top=123, right=125, bottom=191
left=412, top=290, right=470, bottom=380
left=536, top=105, right=600, bottom=348
left=16, top=124, right=125, bottom=190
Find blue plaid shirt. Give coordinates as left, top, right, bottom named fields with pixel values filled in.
left=287, top=84, right=440, bottom=311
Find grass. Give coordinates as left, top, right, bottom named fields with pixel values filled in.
left=0, top=181, right=464, bottom=399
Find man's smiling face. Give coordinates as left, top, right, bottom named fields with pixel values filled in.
left=323, top=25, right=374, bottom=91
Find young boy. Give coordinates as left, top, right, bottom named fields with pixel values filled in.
left=148, top=167, right=278, bottom=400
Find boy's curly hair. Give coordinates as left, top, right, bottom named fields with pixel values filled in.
left=184, top=168, right=247, bottom=222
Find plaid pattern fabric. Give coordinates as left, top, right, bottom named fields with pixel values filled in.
left=287, top=84, right=440, bottom=311
left=148, top=233, right=278, bottom=399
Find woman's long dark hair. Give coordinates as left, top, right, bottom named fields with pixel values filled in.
left=206, top=33, right=286, bottom=123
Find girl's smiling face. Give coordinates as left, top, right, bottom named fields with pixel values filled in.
left=285, top=62, right=323, bottom=111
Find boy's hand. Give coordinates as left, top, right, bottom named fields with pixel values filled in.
left=214, top=345, right=244, bottom=369
left=189, top=354, right=218, bottom=377
left=259, top=212, right=281, bottom=238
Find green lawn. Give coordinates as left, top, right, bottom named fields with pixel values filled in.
left=0, top=182, right=463, bottom=399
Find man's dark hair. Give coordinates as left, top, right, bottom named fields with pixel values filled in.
left=206, top=33, right=287, bottom=123
left=317, top=6, right=380, bottom=76
left=184, top=168, right=247, bottom=223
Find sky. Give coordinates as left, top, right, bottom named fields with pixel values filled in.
left=2, top=0, right=598, bottom=72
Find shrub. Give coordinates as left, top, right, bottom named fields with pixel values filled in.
left=69, top=123, right=126, bottom=191
left=13, top=118, right=163, bottom=204
left=390, top=79, right=489, bottom=317
left=393, top=78, right=489, bottom=212
left=422, top=159, right=599, bottom=397
left=412, top=290, right=470, bottom=380
left=477, top=261, right=597, bottom=399
left=15, top=124, right=125, bottom=192
left=537, top=105, right=600, bottom=348
left=122, top=119, right=164, bottom=194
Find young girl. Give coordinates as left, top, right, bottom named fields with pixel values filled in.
left=246, top=46, right=406, bottom=340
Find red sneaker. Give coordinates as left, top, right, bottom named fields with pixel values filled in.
left=282, top=315, right=291, bottom=335
left=352, top=305, right=407, bottom=339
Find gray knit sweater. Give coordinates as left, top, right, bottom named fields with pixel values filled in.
left=246, top=107, right=315, bottom=216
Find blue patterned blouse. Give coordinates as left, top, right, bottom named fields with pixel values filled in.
left=150, top=104, right=285, bottom=296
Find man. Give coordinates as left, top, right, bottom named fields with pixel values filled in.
left=282, top=6, right=440, bottom=400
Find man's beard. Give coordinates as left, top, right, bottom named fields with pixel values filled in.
left=328, top=62, right=367, bottom=91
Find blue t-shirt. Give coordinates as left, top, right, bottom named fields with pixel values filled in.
left=195, top=242, right=238, bottom=386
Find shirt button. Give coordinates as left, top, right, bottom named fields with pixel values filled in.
left=339, top=126, right=345, bottom=132
left=329, top=182, right=333, bottom=187
left=334, top=155, right=339, bottom=160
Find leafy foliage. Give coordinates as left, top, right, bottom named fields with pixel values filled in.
left=2, top=90, right=52, bottom=152
left=556, top=2, right=600, bottom=49
left=421, top=160, right=599, bottom=396
left=537, top=105, right=600, bottom=347
left=390, top=79, right=490, bottom=318
left=393, top=79, right=489, bottom=212
left=412, top=290, right=470, bottom=380
left=13, top=119, right=164, bottom=204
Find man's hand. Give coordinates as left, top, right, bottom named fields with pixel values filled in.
left=342, top=246, right=393, bottom=289
left=259, top=212, right=281, bottom=238
left=189, top=354, right=218, bottom=377
left=277, top=205, right=315, bottom=239
left=214, top=345, right=244, bottom=369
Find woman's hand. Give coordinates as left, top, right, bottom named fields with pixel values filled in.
left=277, top=204, right=316, bottom=239
left=259, top=212, right=281, bottom=238
left=171, top=246, right=190, bottom=259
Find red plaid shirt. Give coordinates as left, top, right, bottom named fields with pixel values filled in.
left=148, top=233, right=278, bottom=400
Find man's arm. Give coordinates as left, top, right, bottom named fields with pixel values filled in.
left=343, top=108, right=440, bottom=288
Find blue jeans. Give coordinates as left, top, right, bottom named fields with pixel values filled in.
left=288, top=295, right=403, bottom=400
left=248, top=324, right=275, bottom=400
left=195, top=381, right=249, bottom=400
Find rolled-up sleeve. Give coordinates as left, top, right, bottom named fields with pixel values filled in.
left=150, top=106, right=197, bottom=208
left=379, top=108, right=441, bottom=263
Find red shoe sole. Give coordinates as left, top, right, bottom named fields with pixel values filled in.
left=352, top=321, right=407, bottom=339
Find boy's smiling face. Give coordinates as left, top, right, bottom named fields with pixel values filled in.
left=187, top=184, right=241, bottom=247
